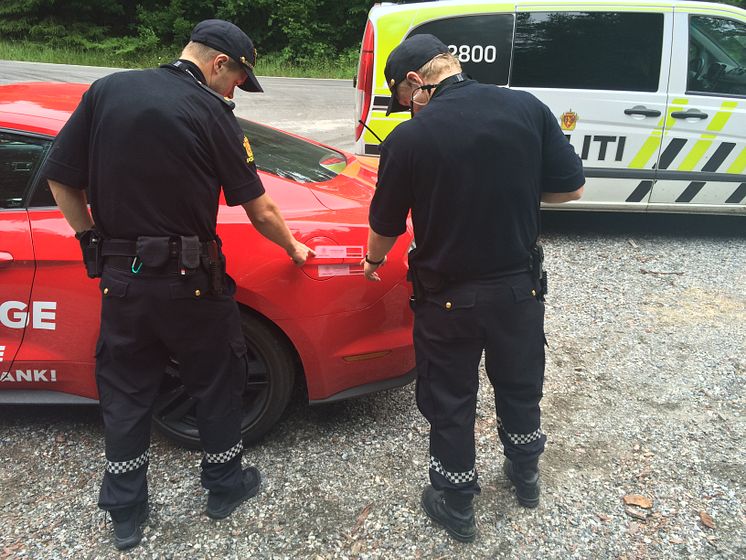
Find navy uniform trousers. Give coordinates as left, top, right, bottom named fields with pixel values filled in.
left=95, top=263, right=248, bottom=514
left=413, top=271, right=547, bottom=503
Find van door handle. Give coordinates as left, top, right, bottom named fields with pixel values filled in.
left=670, top=109, right=708, bottom=120
left=0, top=251, right=14, bottom=266
left=624, top=106, right=661, bottom=117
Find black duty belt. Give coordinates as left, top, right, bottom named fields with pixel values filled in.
left=103, top=255, right=187, bottom=274
left=101, top=239, right=212, bottom=258
left=100, top=236, right=219, bottom=276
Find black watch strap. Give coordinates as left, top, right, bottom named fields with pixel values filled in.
left=365, top=254, right=385, bottom=265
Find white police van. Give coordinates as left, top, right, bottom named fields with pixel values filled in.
left=354, top=0, right=746, bottom=214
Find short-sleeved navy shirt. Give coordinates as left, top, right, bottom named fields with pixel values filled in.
left=42, top=60, right=265, bottom=240
left=369, top=79, right=584, bottom=280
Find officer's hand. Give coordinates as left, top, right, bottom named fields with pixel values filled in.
left=288, top=241, right=315, bottom=266
left=361, top=257, right=386, bottom=282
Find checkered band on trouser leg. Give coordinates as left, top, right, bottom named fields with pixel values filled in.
left=429, top=456, right=477, bottom=485
left=204, top=441, right=243, bottom=464
left=496, top=417, right=544, bottom=445
left=106, top=449, right=150, bottom=475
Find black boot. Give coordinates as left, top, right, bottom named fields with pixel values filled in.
left=421, top=486, right=476, bottom=543
left=503, top=458, right=540, bottom=508
left=110, top=500, right=149, bottom=551
left=206, top=466, right=261, bottom=519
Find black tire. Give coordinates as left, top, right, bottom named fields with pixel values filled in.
left=152, top=311, right=297, bottom=449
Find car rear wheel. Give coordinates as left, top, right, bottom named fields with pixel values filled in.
left=152, top=311, right=297, bottom=449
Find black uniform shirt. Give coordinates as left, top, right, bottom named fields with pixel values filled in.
left=369, top=79, right=584, bottom=280
left=43, top=60, right=265, bottom=240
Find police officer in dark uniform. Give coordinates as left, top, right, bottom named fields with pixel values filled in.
left=42, top=20, right=313, bottom=550
left=362, top=35, right=584, bottom=542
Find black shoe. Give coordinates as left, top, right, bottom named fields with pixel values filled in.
left=110, top=500, right=149, bottom=551
left=503, top=458, right=540, bottom=508
left=206, top=467, right=261, bottom=520
left=421, top=485, right=476, bottom=543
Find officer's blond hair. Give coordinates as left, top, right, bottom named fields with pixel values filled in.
left=181, top=41, right=243, bottom=73
left=417, top=52, right=462, bottom=82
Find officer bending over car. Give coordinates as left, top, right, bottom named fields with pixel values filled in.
left=42, top=19, right=313, bottom=551
left=362, top=34, right=585, bottom=542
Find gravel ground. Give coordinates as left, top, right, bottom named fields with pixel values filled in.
left=1, top=212, right=744, bottom=559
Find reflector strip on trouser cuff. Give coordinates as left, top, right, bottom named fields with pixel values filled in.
left=496, top=417, right=544, bottom=445
left=429, top=456, right=476, bottom=484
left=106, top=450, right=149, bottom=474
left=205, top=441, right=243, bottom=463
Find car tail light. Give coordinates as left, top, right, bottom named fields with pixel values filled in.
left=355, top=20, right=375, bottom=141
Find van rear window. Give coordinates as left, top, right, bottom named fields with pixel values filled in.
left=408, top=14, right=514, bottom=86
left=511, top=12, right=664, bottom=92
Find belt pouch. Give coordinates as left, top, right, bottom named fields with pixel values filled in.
left=180, top=236, right=201, bottom=270
left=417, top=268, right=446, bottom=294
left=81, top=231, right=103, bottom=278
left=135, top=236, right=170, bottom=267
left=206, top=240, right=225, bottom=295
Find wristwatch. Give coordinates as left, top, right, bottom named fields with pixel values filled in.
left=364, top=254, right=385, bottom=265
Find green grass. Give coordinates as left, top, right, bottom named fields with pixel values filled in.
left=0, top=41, right=358, bottom=80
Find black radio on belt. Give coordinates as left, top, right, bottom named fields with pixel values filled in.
left=529, top=243, right=547, bottom=300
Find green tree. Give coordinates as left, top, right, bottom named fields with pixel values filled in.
left=0, top=0, right=133, bottom=46
left=134, top=0, right=371, bottom=62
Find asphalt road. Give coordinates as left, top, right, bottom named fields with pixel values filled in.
left=0, top=59, right=357, bottom=151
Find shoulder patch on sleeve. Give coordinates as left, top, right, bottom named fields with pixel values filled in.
left=243, top=136, right=255, bottom=164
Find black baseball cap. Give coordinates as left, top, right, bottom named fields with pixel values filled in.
left=190, top=19, right=263, bottom=92
left=384, top=34, right=449, bottom=115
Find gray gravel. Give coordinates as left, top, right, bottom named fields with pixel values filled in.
left=1, top=212, right=744, bottom=559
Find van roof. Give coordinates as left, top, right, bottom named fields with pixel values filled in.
left=373, top=0, right=744, bottom=10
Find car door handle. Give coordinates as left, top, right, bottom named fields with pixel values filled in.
left=670, top=109, right=708, bottom=120
left=624, top=106, right=661, bottom=117
left=0, top=251, right=14, bottom=265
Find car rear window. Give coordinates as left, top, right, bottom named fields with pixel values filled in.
left=239, top=119, right=348, bottom=183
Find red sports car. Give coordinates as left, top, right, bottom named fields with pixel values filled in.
left=0, top=82, right=415, bottom=447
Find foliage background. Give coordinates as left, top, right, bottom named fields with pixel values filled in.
left=0, top=0, right=743, bottom=74
left=0, top=0, right=372, bottom=68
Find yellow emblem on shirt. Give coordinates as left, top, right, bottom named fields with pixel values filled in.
left=243, top=136, right=254, bottom=164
